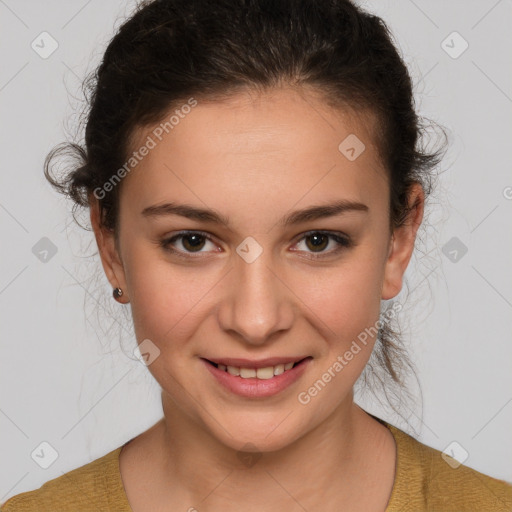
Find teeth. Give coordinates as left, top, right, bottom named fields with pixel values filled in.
left=240, top=368, right=257, bottom=378
left=216, top=361, right=300, bottom=379
left=256, top=367, right=274, bottom=379
left=274, top=364, right=284, bottom=375
left=227, top=366, right=240, bottom=376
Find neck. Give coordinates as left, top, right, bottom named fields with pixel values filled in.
left=146, top=390, right=382, bottom=510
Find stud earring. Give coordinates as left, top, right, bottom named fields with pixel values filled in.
left=113, top=287, right=123, bottom=300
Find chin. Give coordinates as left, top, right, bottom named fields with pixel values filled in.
left=207, top=413, right=308, bottom=455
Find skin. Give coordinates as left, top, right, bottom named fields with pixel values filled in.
left=90, top=85, right=424, bottom=511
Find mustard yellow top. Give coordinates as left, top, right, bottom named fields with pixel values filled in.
left=2, top=419, right=511, bottom=511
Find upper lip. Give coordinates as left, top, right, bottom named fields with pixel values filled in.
left=203, top=356, right=311, bottom=369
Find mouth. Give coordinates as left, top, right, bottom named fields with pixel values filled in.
left=200, top=356, right=313, bottom=398
left=202, top=356, right=311, bottom=379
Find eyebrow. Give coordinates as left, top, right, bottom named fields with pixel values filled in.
left=141, top=199, right=369, bottom=227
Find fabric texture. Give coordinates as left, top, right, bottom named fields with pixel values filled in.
left=2, top=418, right=511, bottom=511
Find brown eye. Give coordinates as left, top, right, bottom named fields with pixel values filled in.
left=304, top=233, right=329, bottom=252
left=293, top=231, right=352, bottom=259
left=180, top=233, right=207, bottom=252
left=160, top=231, right=218, bottom=257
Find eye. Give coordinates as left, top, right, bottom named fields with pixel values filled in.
left=160, top=231, right=219, bottom=258
left=292, top=231, right=352, bottom=259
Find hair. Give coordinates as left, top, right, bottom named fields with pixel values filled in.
left=45, top=0, right=447, bottom=422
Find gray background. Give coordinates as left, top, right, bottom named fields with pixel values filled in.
left=1, top=0, right=511, bottom=501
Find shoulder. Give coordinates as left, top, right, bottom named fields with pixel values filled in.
left=383, top=421, right=512, bottom=511
left=0, top=446, right=131, bottom=512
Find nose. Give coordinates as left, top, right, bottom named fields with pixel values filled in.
left=217, top=246, right=295, bottom=346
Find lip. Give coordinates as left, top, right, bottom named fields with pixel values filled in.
left=201, top=356, right=312, bottom=398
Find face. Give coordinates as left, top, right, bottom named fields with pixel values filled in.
left=91, top=86, right=423, bottom=452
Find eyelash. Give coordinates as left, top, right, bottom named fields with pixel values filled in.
left=159, top=230, right=352, bottom=260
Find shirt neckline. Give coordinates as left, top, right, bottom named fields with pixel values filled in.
left=366, top=413, right=407, bottom=511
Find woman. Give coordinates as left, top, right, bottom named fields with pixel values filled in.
left=2, top=0, right=511, bottom=510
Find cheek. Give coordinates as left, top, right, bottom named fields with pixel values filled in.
left=294, top=254, right=385, bottom=344
left=293, top=259, right=385, bottom=409
left=123, top=245, right=212, bottom=345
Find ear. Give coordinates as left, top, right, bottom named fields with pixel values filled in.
left=89, top=197, right=130, bottom=303
left=381, top=183, right=424, bottom=300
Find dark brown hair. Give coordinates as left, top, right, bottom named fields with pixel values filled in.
left=45, top=0, right=447, bottom=414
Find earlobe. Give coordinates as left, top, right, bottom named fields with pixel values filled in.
left=381, top=183, right=424, bottom=300
left=89, top=198, right=129, bottom=303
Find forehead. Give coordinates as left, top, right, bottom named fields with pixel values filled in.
left=120, top=87, right=387, bottom=228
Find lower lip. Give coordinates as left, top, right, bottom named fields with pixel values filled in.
left=201, top=357, right=312, bottom=398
